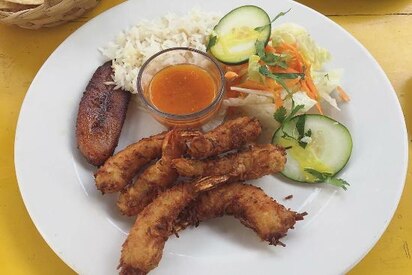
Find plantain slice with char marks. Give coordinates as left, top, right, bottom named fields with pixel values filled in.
left=76, top=61, right=131, bottom=166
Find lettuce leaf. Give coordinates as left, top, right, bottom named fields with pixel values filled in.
left=271, top=23, right=331, bottom=70
left=247, top=55, right=265, bottom=83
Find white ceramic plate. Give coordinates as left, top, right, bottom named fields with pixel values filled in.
left=14, top=0, right=408, bottom=274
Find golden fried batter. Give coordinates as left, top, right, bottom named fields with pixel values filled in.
left=119, top=176, right=230, bottom=275
left=117, top=130, right=186, bottom=216
left=173, top=144, right=286, bottom=180
left=187, top=116, right=262, bottom=159
left=178, top=182, right=306, bottom=246
left=94, top=132, right=166, bottom=194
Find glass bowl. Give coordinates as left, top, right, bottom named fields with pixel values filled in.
left=137, top=47, right=225, bottom=128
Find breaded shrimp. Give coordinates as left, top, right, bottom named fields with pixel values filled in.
left=117, top=129, right=187, bottom=216
left=119, top=176, right=230, bottom=275
left=187, top=116, right=262, bottom=159
left=178, top=182, right=306, bottom=246
left=94, top=132, right=166, bottom=194
left=173, top=144, right=286, bottom=180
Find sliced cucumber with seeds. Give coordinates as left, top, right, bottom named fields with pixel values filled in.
left=209, top=5, right=271, bottom=65
left=272, top=114, right=352, bottom=183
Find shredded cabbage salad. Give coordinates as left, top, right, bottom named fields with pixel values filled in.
left=219, top=23, right=349, bottom=142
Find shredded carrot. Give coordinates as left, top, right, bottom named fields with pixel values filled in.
left=270, top=67, right=299, bottom=74
left=237, top=80, right=268, bottom=90
left=225, top=64, right=248, bottom=74
left=305, top=78, right=319, bottom=100
left=265, top=45, right=277, bottom=54
left=274, top=89, right=283, bottom=108
left=225, top=89, right=241, bottom=99
left=275, top=43, right=305, bottom=72
left=225, top=41, right=332, bottom=117
left=315, top=103, right=324, bottom=115
left=301, top=81, right=315, bottom=99
left=265, top=78, right=281, bottom=90
left=337, top=86, right=350, bottom=102
left=284, top=78, right=300, bottom=88
left=224, top=71, right=239, bottom=81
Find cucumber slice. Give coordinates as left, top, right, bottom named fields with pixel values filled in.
left=272, top=114, right=352, bottom=183
left=209, top=5, right=271, bottom=65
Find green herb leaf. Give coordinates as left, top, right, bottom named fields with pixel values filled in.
left=295, top=115, right=313, bottom=149
left=255, top=40, right=288, bottom=69
left=270, top=8, right=292, bottom=24
left=304, top=168, right=350, bottom=190
left=259, top=65, right=272, bottom=77
left=274, top=106, right=287, bottom=123
left=325, top=177, right=350, bottom=191
left=255, top=41, right=288, bottom=68
left=274, top=103, right=305, bottom=145
left=273, top=72, right=305, bottom=79
left=282, top=131, right=298, bottom=141
left=288, top=104, right=304, bottom=118
left=259, top=66, right=305, bottom=81
left=206, top=35, right=217, bottom=51
left=262, top=69, right=291, bottom=94
left=255, top=40, right=266, bottom=57
left=262, top=54, right=288, bottom=68
left=275, top=77, right=292, bottom=95
left=296, top=115, right=306, bottom=138
left=254, top=8, right=291, bottom=32
left=304, top=168, right=328, bottom=181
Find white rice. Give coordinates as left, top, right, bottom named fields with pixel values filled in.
left=101, top=10, right=220, bottom=93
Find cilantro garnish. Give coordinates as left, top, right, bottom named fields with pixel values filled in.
left=296, top=115, right=312, bottom=148
left=255, top=41, right=288, bottom=69
left=259, top=66, right=304, bottom=95
left=304, top=168, right=350, bottom=190
left=206, top=35, right=217, bottom=51
left=273, top=106, right=287, bottom=124
left=254, top=8, right=291, bottom=32
left=274, top=103, right=313, bottom=149
left=274, top=100, right=304, bottom=137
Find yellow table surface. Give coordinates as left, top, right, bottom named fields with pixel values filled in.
left=0, top=0, right=411, bottom=274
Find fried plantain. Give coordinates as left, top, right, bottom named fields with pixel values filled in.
left=76, top=61, right=130, bottom=166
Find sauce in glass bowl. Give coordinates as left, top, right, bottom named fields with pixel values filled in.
left=137, top=47, right=225, bottom=128
left=149, top=64, right=216, bottom=115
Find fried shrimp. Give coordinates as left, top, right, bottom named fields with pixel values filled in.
left=117, top=130, right=187, bottom=216
left=94, top=132, right=166, bottom=194
left=178, top=182, right=306, bottom=246
left=173, top=144, right=286, bottom=180
left=187, top=116, right=262, bottom=159
left=119, top=175, right=230, bottom=275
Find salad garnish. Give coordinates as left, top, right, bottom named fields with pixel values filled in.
left=206, top=5, right=353, bottom=189
left=254, top=8, right=291, bottom=32
left=304, top=169, right=350, bottom=190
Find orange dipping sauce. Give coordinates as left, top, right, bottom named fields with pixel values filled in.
left=149, top=64, right=217, bottom=115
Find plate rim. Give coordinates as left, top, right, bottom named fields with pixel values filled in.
left=14, top=0, right=409, bottom=274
